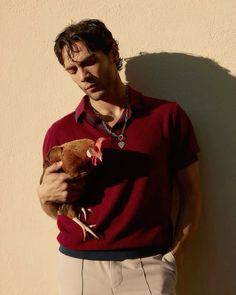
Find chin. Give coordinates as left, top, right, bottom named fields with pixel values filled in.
left=89, top=89, right=106, bottom=101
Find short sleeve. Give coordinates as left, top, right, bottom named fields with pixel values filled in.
left=171, top=104, right=200, bottom=171
left=42, top=128, right=60, bottom=162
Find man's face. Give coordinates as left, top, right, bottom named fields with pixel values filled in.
left=62, top=41, right=117, bottom=101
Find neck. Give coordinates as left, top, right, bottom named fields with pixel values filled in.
left=89, top=81, right=128, bottom=123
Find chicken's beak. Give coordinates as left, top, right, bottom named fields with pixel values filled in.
left=97, top=154, right=102, bottom=162
left=91, top=153, right=102, bottom=166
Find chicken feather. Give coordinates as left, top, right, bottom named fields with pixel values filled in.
left=41, top=137, right=106, bottom=241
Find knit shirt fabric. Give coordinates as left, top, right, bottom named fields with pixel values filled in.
left=42, top=86, right=200, bottom=253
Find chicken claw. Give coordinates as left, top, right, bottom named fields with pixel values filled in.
left=72, top=217, right=99, bottom=240
left=58, top=204, right=99, bottom=241
left=79, top=207, right=93, bottom=221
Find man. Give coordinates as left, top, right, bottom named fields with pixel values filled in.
left=37, top=19, right=201, bottom=295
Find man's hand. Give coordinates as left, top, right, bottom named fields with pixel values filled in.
left=37, top=161, right=85, bottom=219
left=170, top=246, right=185, bottom=268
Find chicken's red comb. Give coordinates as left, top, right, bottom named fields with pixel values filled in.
left=95, top=137, right=107, bottom=152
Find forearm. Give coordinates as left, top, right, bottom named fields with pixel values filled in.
left=37, top=163, right=70, bottom=220
left=170, top=162, right=202, bottom=256
left=170, top=191, right=201, bottom=254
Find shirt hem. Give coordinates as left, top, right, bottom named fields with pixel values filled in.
left=59, top=245, right=168, bottom=261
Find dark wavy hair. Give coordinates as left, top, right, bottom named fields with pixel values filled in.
left=54, top=19, right=123, bottom=70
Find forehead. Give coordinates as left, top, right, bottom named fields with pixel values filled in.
left=62, top=41, right=91, bottom=66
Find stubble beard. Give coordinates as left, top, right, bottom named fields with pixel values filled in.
left=87, top=88, right=106, bottom=101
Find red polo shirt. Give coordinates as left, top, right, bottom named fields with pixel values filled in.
left=42, top=86, right=199, bottom=257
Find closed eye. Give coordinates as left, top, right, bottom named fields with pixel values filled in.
left=65, top=54, right=97, bottom=75
left=82, top=56, right=97, bottom=67
left=66, top=66, right=77, bottom=75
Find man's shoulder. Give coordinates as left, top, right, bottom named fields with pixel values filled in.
left=42, top=110, right=79, bottom=159
left=140, top=92, right=179, bottom=114
left=143, top=94, right=175, bottom=106
left=44, top=110, right=78, bottom=144
left=47, top=111, right=77, bottom=133
left=130, top=87, right=176, bottom=108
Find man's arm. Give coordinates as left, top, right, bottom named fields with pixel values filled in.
left=170, top=161, right=202, bottom=266
left=37, top=161, right=83, bottom=219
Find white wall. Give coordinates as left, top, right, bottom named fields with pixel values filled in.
left=1, top=1, right=236, bottom=294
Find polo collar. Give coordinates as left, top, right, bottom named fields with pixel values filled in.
left=75, top=85, right=143, bottom=123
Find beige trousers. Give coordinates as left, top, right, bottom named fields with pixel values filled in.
left=57, top=252, right=177, bottom=295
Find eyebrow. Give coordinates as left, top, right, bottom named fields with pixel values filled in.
left=64, top=53, right=96, bottom=71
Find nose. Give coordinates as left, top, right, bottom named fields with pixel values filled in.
left=80, top=67, right=91, bottom=82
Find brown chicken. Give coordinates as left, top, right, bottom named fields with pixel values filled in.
left=41, top=137, right=106, bottom=240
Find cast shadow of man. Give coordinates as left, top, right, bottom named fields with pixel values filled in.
left=125, top=53, right=236, bottom=295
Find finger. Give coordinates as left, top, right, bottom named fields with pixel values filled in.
left=44, top=161, right=63, bottom=176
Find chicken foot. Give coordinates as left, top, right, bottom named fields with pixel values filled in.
left=58, top=204, right=99, bottom=240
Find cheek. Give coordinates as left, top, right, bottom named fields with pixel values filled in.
left=99, top=64, right=115, bottom=81
left=96, top=58, right=111, bottom=74
left=93, top=61, right=105, bottom=75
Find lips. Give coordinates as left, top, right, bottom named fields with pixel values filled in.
left=85, top=84, right=97, bottom=91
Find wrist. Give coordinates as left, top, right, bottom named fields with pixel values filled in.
left=170, top=241, right=187, bottom=256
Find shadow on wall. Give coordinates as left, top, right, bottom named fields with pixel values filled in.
left=125, top=53, right=236, bottom=295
